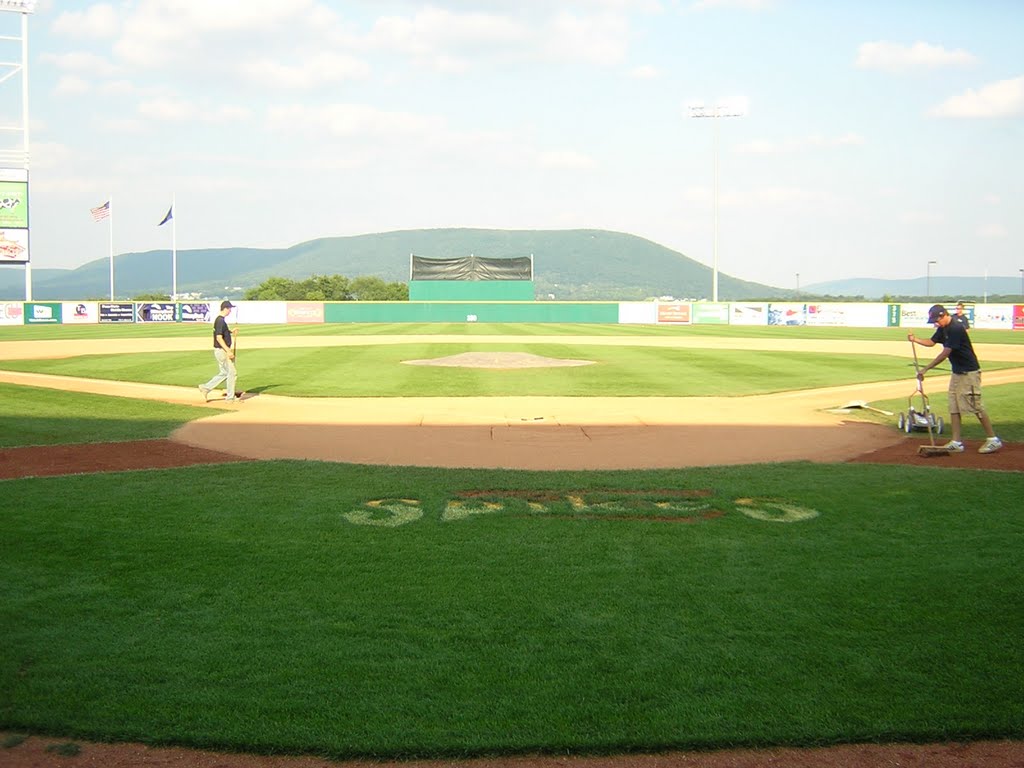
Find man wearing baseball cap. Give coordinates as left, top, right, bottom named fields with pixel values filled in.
left=908, top=304, right=1001, bottom=454
left=198, top=300, right=240, bottom=403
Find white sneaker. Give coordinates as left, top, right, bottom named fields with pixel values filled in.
left=942, top=440, right=964, bottom=452
left=198, top=385, right=211, bottom=401
left=979, top=437, right=1003, bottom=454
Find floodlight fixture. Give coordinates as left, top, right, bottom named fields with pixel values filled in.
left=0, top=1, right=36, bottom=13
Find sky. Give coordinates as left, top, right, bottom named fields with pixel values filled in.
left=3, top=0, right=1023, bottom=290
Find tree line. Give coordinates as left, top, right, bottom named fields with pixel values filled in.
left=243, top=274, right=408, bottom=301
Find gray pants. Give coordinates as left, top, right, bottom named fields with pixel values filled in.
left=201, top=348, right=237, bottom=400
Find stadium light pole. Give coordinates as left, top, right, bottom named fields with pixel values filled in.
left=1019, top=267, right=1023, bottom=298
left=796, top=272, right=800, bottom=298
left=689, top=104, right=744, bottom=303
left=926, top=260, right=937, bottom=297
left=0, top=0, right=34, bottom=300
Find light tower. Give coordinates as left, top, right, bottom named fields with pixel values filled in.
left=0, top=0, right=35, bottom=300
left=689, top=103, right=744, bottom=303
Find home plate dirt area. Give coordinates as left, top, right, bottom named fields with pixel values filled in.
left=1, top=341, right=1022, bottom=766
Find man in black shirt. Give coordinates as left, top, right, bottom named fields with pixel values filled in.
left=198, top=300, right=239, bottom=403
left=908, top=304, right=1001, bottom=453
left=952, top=301, right=970, bottom=330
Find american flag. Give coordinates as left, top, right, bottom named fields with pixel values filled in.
left=91, top=201, right=111, bottom=222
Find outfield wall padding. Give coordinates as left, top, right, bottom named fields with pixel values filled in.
left=324, top=301, right=619, bottom=324
left=408, top=280, right=535, bottom=301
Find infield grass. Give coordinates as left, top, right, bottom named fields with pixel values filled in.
left=2, top=461, right=1022, bottom=758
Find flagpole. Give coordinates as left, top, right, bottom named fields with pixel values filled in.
left=108, top=194, right=114, bottom=300
left=171, top=192, right=177, bottom=300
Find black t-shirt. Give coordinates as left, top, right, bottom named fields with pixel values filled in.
left=213, top=315, right=232, bottom=349
left=931, top=321, right=978, bottom=374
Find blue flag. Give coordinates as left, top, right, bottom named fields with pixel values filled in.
left=158, top=205, right=173, bottom=226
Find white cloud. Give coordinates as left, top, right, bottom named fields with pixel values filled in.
left=266, top=103, right=445, bottom=140
left=756, top=186, right=813, bottom=204
left=931, top=76, right=1024, bottom=117
left=538, top=150, right=597, bottom=169
left=55, top=75, right=90, bottom=95
left=977, top=223, right=1007, bottom=238
left=542, top=11, right=631, bottom=65
left=689, top=0, right=774, bottom=11
left=110, top=0, right=340, bottom=69
left=137, top=98, right=251, bottom=123
left=369, top=7, right=526, bottom=63
left=735, top=133, right=865, bottom=154
left=855, top=41, right=976, bottom=72
left=41, top=51, right=119, bottom=76
left=630, top=64, right=659, bottom=79
left=51, top=3, right=120, bottom=40
left=240, top=53, right=371, bottom=89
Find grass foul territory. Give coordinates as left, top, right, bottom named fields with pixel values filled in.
left=2, top=461, right=1022, bottom=759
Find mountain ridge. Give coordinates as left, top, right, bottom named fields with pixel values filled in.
left=1, top=228, right=1020, bottom=301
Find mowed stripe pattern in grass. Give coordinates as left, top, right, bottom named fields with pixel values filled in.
left=0, top=344, right=914, bottom=397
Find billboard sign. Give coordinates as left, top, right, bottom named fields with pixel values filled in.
left=136, top=302, right=176, bottom=323
left=179, top=302, right=212, bottom=323
left=0, top=301, right=23, bottom=325
left=25, top=302, right=60, bottom=324
left=62, top=302, right=98, bottom=324
left=99, top=302, right=135, bottom=322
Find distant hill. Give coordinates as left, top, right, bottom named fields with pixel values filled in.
left=3, top=229, right=1019, bottom=302
left=803, top=276, right=1022, bottom=300
left=0, top=229, right=782, bottom=301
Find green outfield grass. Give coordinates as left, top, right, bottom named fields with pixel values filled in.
left=1, top=323, right=1022, bottom=759
left=1, top=321, right=1022, bottom=343
left=2, top=461, right=1022, bottom=759
left=0, top=345, right=937, bottom=398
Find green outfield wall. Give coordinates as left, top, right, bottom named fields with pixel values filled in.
left=408, top=280, right=535, bottom=301
left=324, top=301, right=618, bottom=323
left=3, top=300, right=1022, bottom=329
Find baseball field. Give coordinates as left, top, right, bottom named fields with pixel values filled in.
left=1, top=322, right=1022, bottom=767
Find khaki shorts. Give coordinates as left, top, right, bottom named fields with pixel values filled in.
left=948, top=370, right=984, bottom=416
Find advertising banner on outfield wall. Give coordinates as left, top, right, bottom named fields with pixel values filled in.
left=179, top=302, right=212, bottom=322
left=286, top=302, right=325, bottom=324
left=61, top=302, right=97, bottom=324
left=617, top=302, right=657, bottom=324
left=235, top=301, right=287, bottom=324
left=730, top=303, right=768, bottom=326
left=973, top=304, right=1014, bottom=330
left=657, top=303, right=691, bottom=324
left=0, top=301, right=23, bottom=325
left=25, top=302, right=61, bottom=324
left=768, top=303, right=806, bottom=326
left=136, top=303, right=176, bottom=322
left=691, top=303, right=729, bottom=325
left=1013, top=305, right=1024, bottom=331
left=99, top=302, right=135, bottom=322
left=901, top=303, right=941, bottom=327
left=805, top=303, right=891, bottom=328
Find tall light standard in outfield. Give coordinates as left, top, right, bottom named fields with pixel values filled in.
left=0, top=0, right=35, bottom=300
left=926, top=260, right=937, bottom=297
left=689, top=104, right=744, bottom=303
